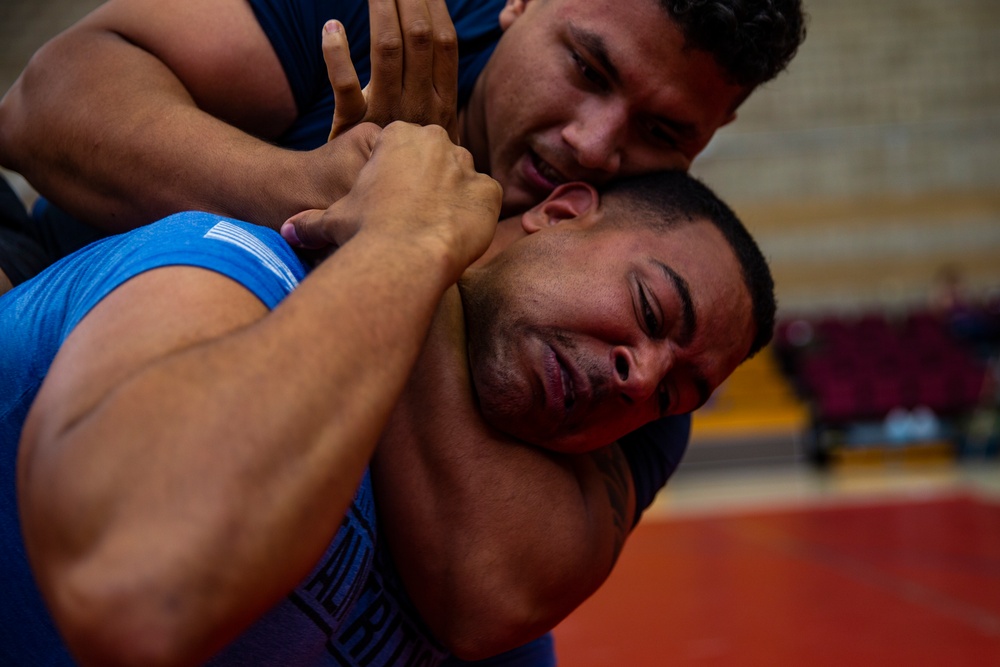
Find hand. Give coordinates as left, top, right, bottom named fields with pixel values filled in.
left=283, top=122, right=500, bottom=275
left=300, top=121, right=381, bottom=225
left=324, top=0, right=459, bottom=141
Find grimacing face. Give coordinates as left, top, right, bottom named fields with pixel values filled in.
left=460, top=0, right=745, bottom=216
left=459, top=208, right=754, bottom=454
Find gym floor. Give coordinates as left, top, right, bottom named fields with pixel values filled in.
left=553, top=461, right=1000, bottom=665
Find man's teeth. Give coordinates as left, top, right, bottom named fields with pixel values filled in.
left=536, top=157, right=565, bottom=185
left=561, top=365, right=575, bottom=409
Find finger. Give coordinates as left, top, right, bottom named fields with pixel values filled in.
left=395, top=0, right=435, bottom=120
left=281, top=209, right=334, bottom=249
left=426, top=0, right=458, bottom=113
left=368, top=0, right=404, bottom=120
left=323, top=21, right=366, bottom=140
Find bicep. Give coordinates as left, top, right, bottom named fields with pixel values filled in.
left=74, top=0, right=296, bottom=137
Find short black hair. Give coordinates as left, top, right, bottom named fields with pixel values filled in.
left=662, top=0, right=807, bottom=89
left=601, top=171, right=776, bottom=360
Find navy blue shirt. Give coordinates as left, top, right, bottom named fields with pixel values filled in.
left=249, top=0, right=503, bottom=150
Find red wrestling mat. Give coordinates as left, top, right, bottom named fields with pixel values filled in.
left=553, top=495, right=1000, bottom=666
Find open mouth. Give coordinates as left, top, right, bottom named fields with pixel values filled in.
left=558, top=356, right=576, bottom=411
left=527, top=149, right=568, bottom=191
left=543, top=344, right=576, bottom=419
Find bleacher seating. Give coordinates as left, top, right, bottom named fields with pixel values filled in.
left=775, top=306, right=997, bottom=427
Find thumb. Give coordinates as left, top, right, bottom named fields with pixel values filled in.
left=281, top=209, right=337, bottom=249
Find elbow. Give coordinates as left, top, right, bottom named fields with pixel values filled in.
left=442, top=625, right=551, bottom=662
left=423, top=552, right=608, bottom=660
left=446, top=634, right=529, bottom=663
left=0, top=48, right=56, bottom=174
left=427, top=590, right=559, bottom=661
left=0, top=76, right=25, bottom=170
left=45, top=564, right=209, bottom=667
left=0, top=32, right=86, bottom=174
left=437, top=626, right=526, bottom=662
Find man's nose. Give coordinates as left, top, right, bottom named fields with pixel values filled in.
left=611, top=342, right=672, bottom=404
left=561, top=102, right=625, bottom=175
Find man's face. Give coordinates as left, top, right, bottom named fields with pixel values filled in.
left=459, top=211, right=754, bottom=453
left=462, top=0, right=745, bottom=216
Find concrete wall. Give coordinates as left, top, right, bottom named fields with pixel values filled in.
left=695, top=0, right=1000, bottom=200
left=691, top=0, right=1000, bottom=315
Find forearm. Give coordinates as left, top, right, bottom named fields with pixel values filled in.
left=0, top=25, right=335, bottom=231
left=19, top=235, right=460, bottom=667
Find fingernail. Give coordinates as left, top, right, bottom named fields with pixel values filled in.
left=280, top=221, right=301, bottom=246
left=324, top=19, right=341, bottom=34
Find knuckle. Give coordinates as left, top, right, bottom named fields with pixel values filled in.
left=374, top=34, right=404, bottom=59
left=422, top=123, right=448, bottom=142
left=331, top=79, right=359, bottom=94
left=486, top=178, right=503, bottom=203
left=384, top=119, right=405, bottom=132
left=405, top=20, right=433, bottom=48
left=454, top=145, right=475, bottom=166
left=434, top=29, right=458, bottom=53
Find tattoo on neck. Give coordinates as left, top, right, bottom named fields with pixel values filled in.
left=592, top=445, right=631, bottom=563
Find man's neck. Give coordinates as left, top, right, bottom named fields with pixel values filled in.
left=470, top=215, right=526, bottom=268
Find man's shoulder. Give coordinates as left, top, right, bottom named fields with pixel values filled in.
left=3, top=213, right=305, bottom=344
left=129, top=213, right=308, bottom=305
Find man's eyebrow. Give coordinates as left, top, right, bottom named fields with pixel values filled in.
left=568, top=26, right=621, bottom=86
left=654, top=260, right=696, bottom=347
left=654, top=260, right=713, bottom=412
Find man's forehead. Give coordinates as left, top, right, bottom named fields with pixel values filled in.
left=554, top=0, right=679, bottom=67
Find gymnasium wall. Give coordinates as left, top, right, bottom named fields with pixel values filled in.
left=690, top=0, right=1000, bottom=315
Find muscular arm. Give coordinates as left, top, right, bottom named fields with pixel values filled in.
left=0, top=0, right=363, bottom=231
left=372, top=290, right=636, bottom=660
left=17, top=124, right=500, bottom=666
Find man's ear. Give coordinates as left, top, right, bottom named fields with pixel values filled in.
left=521, top=183, right=599, bottom=234
left=499, top=0, right=532, bottom=30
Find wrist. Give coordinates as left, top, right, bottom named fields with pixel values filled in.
left=354, top=225, right=469, bottom=287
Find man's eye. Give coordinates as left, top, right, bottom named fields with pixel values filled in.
left=658, top=385, right=671, bottom=414
left=572, top=52, right=608, bottom=91
left=647, top=122, right=678, bottom=148
left=639, top=284, right=659, bottom=334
